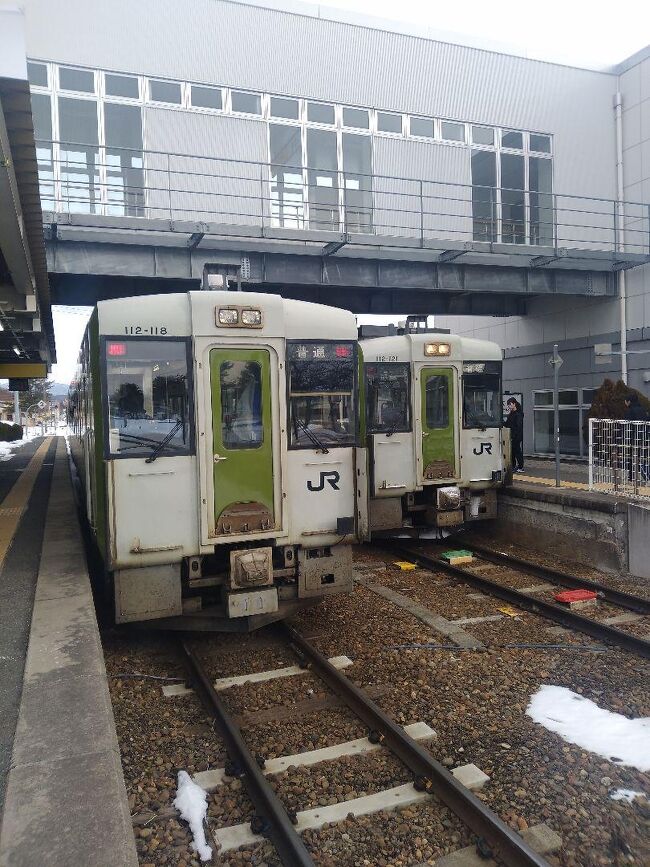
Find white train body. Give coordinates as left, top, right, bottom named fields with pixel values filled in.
left=70, top=291, right=364, bottom=629
left=360, top=332, right=509, bottom=535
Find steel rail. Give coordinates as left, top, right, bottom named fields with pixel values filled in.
left=387, top=545, right=650, bottom=660
left=452, top=540, right=650, bottom=615
left=282, top=624, right=551, bottom=867
left=178, top=641, right=315, bottom=867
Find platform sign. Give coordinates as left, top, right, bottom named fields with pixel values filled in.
left=8, top=379, right=29, bottom=392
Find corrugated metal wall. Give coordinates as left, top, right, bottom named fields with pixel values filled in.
left=23, top=0, right=618, bottom=200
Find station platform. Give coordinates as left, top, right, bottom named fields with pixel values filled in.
left=0, top=436, right=137, bottom=867
left=494, top=458, right=650, bottom=580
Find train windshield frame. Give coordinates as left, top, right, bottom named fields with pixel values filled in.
left=462, top=361, right=502, bottom=429
left=365, top=362, right=411, bottom=434
left=101, top=336, right=195, bottom=458
left=287, top=340, right=357, bottom=449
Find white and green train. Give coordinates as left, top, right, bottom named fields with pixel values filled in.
left=69, top=291, right=363, bottom=630
left=69, top=293, right=509, bottom=630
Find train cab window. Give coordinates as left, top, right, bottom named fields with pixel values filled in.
left=104, top=338, right=193, bottom=457
left=220, top=361, right=263, bottom=449
left=365, top=363, right=410, bottom=433
left=425, top=375, right=449, bottom=428
left=287, top=341, right=356, bottom=448
left=463, top=361, right=502, bottom=428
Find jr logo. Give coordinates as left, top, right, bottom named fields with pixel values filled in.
left=307, top=471, right=340, bottom=492
left=472, top=442, right=493, bottom=456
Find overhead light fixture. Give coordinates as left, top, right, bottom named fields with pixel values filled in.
left=12, top=346, right=21, bottom=356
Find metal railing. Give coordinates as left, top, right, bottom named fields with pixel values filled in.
left=589, top=418, right=650, bottom=500
left=36, top=140, right=650, bottom=256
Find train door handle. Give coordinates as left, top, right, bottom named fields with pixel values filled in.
left=422, top=432, right=429, bottom=437
left=213, top=453, right=228, bottom=463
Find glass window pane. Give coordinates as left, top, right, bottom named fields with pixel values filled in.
left=307, top=102, right=335, bottom=124
left=530, top=133, right=551, bottom=153
left=105, top=73, right=139, bottom=99
left=441, top=121, right=465, bottom=142
left=377, top=112, right=402, bottom=133
left=307, top=128, right=338, bottom=230
left=31, top=93, right=54, bottom=209
left=410, top=117, right=435, bottom=138
left=221, top=361, right=263, bottom=449
left=270, top=96, right=299, bottom=119
left=463, top=373, right=501, bottom=428
left=582, top=388, right=597, bottom=406
left=106, top=339, right=192, bottom=456
left=104, top=103, right=144, bottom=217
left=501, top=153, right=525, bottom=244
left=343, top=107, right=369, bottom=129
left=534, top=392, right=554, bottom=406
left=58, top=97, right=100, bottom=214
left=288, top=342, right=356, bottom=447
left=231, top=90, right=261, bottom=114
left=559, top=390, right=578, bottom=405
left=529, top=156, right=553, bottom=245
left=365, top=363, right=410, bottom=432
left=426, top=375, right=449, bottom=428
left=191, top=84, right=222, bottom=109
left=472, top=125, right=494, bottom=146
left=270, top=124, right=303, bottom=228
left=534, top=410, right=553, bottom=453
left=471, top=150, right=497, bottom=242
left=59, top=66, right=94, bottom=93
left=502, top=129, right=523, bottom=149
left=27, top=61, right=48, bottom=87
left=149, top=79, right=182, bottom=104
left=342, top=133, right=372, bottom=232
left=559, top=408, right=580, bottom=454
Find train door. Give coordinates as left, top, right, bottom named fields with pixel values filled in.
left=420, top=367, right=457, bottom=481
left=210, top=348, right=275, bottom=534
left=365, top=362, right=413, bottom=496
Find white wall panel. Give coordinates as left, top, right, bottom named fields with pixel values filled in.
left=143, top=109, right=268, bottom=224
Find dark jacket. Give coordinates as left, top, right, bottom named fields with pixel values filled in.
left=504, top=407, right=524, bottom=441
left=625, top=403, right=648, bottom=421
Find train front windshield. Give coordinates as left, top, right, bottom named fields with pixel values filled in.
left=287, top=341, right=356, bottom=447
left=103, top=338, right=193, bottom=456
left=463, top=361, right=502, bottom=428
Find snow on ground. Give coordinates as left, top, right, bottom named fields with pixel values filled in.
left=173, top=771, right=212, bottom=861
left=526, top=685, right=650, bottom=772
left=610, top=789, right=647, bottom=803
left=0, top=431, right=39, bottom=462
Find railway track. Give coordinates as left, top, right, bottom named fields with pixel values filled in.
left=179, top=629, right=551, bottom=867
left=386, top=542, right=650, bottom=660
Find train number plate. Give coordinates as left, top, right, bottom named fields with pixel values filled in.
left=227, top=588, right=278, bottom=618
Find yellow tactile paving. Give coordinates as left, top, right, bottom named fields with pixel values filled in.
left=515, top=473, right=650, bottom=498
left=0, top=437, right=53, bottom=571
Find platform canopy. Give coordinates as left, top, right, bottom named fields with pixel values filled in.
left=0, top=5, right=55, bottom=378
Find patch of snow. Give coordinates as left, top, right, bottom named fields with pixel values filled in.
left=0, top=432, right=38, bottom=462
left=610, top=789, right=647, bottom=803
left=526, top=685, right=650, bottom=772
left=173, top=770, right=212, bottom=861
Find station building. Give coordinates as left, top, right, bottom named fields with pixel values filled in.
left=15, top=0, right=650, bottom=455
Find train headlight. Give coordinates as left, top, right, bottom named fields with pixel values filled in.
left=218, top=308, right=239, bottom=325
left=241, top=309, right=263, bottom=326
left=424, top=342, right=451, bottom=357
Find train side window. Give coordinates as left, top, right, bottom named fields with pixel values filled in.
left=425, top=375, right=449, bottom=429
left=220, top=361, right=263, bottom=449
left=365, top=362, right=410, bottom=433
left=103, top=338, right=193, bottom=457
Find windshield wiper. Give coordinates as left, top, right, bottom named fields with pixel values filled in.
left=145, top=420, right=184, bottom=463
left=117, top=433, right=161, bottom=451
left=297, top=419, right=330, bottom=454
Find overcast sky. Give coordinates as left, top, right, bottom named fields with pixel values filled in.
left=49, top=0, right=649, bottom=384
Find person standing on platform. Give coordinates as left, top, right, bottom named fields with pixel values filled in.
left=505, top=397, right=525, bottom=473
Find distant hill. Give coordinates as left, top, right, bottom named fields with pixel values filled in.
left=48, top=382, right=69, bottom=397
